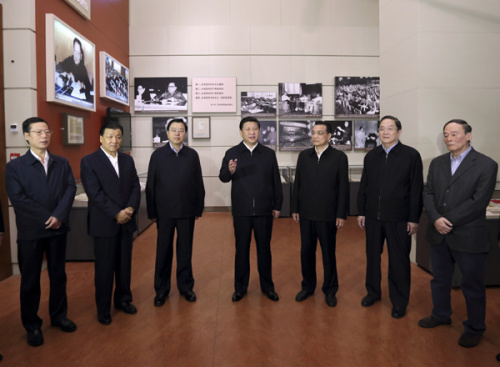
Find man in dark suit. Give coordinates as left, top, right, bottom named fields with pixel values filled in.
left=291, top=121, right=349, bottom=307
left=418, top=119, right=498, bottom=348
left=219, top=116, right=283, bottom=302
left=146, top=118, right=205, bottom=306
left=6, top=117, right=77, bottom=347
left=80, top=120, right=141, bottom=325
left=0, top=199, right=3, bottom=360
left=357, top=115, right=423, bottom=319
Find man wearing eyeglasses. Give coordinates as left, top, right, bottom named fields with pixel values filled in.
left=6, top=117, right=77, bottom=347
left=80, top=120, right=141, bottom=325
left=357, top=115, right=423, bottom=319
left=291, top=121, right=349, bottom=307
left=146, top=118, right=205, bottom=306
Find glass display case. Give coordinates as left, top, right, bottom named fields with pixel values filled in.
left=279, top=166, right=292, bottom=217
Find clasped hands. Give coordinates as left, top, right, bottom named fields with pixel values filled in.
left=115, top=207, right=135, bottom=224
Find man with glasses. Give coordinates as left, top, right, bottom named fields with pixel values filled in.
left=80, top=120, right=141, bottom=325
left=6, top=117, right=77, bottom=346
left=357, top=115, right=423, bottom=319
left=146, top=118, right=205, bottom=305
left=291, top=121, right=349, bottom=307
left=219, top=116, right=283, bottom=302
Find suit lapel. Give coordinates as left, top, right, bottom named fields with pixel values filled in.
left=448, top=148, right=476, bottom=185
left=97, top=148, right=120, bottom=181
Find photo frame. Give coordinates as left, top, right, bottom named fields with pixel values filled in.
left=278, top=83, right=323, bottom=119
left=99, top=51, right=129, bottom=106
left=354, top=120, right=379, bottom=151
left=64, top=0, right=91, bottom=20
left=335, top=77, right=380, bottom=118
left=135, top=77, right=188, bottom=113
left=192, top=116, right=211, bottom=139
left=329, top=120, right=353, bottom=151
left=46, top=14, right=96, bottom=112
left=62, top=114, right=85, bottom=145
left=279, top=120, right=314, bottom=151
left=241, top=92, right=277, bottom=117
left=258, top=120, right=277, bottom=151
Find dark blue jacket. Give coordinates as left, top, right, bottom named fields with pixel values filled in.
left=6, top=150, right=76, bottom=241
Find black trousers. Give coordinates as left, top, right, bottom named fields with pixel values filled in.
left=364, top=218, right=411, bottom=309
left=233, top=215, right=275, bottom=293
left=299, top=218, right=338, bottom=296
left=430, top=239, right=487, bottom=336
left=18, top=234, right=68, bottom=332
left=154, top=217, right=195, bottom=296
left=93, top=227, right=133, bottom=319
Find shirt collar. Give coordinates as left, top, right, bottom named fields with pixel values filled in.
left=30, top=149, right=49, bottom=163
left=169, top=142, right=184, bottom=154
left=100, top=146, right=118, bottom=160
left=450, top=145, right=472, bottom=162
left=243, top=141, right=258, bottom=153
left=382, top=141, right=399, bottom=154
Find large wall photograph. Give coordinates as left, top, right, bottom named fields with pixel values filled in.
left=135, top=77, right=188, bottom=113
left=335, top=77, right=380, bottom=118
left=278, top=83, right=322, bottom=119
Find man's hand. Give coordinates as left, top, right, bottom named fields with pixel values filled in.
left=272, top=210, right=280, bottom=219
left=229, top=159, right=238, bottom=174
left=357, top=216, right=365, bottom=229
left=45, top=216, right=62, bottom=230
left=336, top=218, right=345, bottom=229
left=434, top=217, right=453, bottom=235
left=116, top=209, right=133, bottom=224
left=407, top=222, right=419, bottom=235
left=292, top=213, right=299, bottom=223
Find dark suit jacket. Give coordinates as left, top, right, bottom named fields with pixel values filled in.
left=357, top=142, right=423, bottom=223
left=219, top=142, right=282, bottom=216
left=291, top=145, right=349, bottom=221
left=0, top=199, right=4, bottom=233
left=80, top=148, right=141, bottom=238
left=423, top=147, right=498, bottom=253
left=6, top=150, right=76, bottom=241
left=146, top=145, right=205, bottom=220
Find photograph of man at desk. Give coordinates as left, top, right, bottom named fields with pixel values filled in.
left=134, top=77, right=188, bottom=113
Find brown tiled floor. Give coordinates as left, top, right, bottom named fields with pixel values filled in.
left=1, top=213, right=500, bottom=366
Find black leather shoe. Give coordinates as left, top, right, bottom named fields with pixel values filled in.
left=326, top=294, right=337, bottom=308
left=263, top=290, right=279, bottom=301
left=98, top=316, right=112, bottom=325
left=232, top=291, right=247, bottom=302
left=361, top=295, right=381, bottom=307
left=52, top=318, right=77, bottom=332
left=391, top=307, right=406, bottom=319
left=154, top=294, right=166, bottom=307
left=458, top=332, right=481, bottom=348
left=295, top=290, right=313, bottom=302
left=115, top=301, right=137, bottom=314
left=418, top=315, right=451, bottom=328
left=27, top=329, right=44, bottom=347
left=182, top=290, right=197, bottom=302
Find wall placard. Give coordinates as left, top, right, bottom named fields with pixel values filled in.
left=192, top=77, right=236, bottom=113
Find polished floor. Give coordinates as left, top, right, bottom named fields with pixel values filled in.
left=1, top=213, right=500, bottom=366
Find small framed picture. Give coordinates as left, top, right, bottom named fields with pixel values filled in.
left=62, top=114, right=85, bottom=145
left=192, top=116, right=211, bottom=139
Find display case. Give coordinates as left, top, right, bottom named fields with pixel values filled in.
left=279, top=166, right=292, bottom=217
left=348, top=165, right=363, bottom=216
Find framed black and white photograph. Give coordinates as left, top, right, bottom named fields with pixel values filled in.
left=152, top=117, right=188, bottom=148
left=62, top=113, right=84, bottom=145
left=192, top=116, right=210, bottom=139
left=329, top=120, right=353, bottom=151
left=46, top=14, right=96, bottom=112
left=354, top=120, right=379, bottom=151
left=279, top=120, right=314, bottom=151
left=335, top=77, right=380, bottom=118
left=99, top=51, right=129, bottom=106
left=258, top=120, right=277, bottom=151
left=278, top=83, right=322, bottom=119
left=135, top=77, right=188, bottom=113
left=241, top=92, right=276, bottom=117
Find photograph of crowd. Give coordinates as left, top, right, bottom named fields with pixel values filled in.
left=240, top=92, right=277, bottom=117
left=135, top=77, right=188, bottom=113
left=354, top=120, right=380, bottom=151
left=329, top=120, right=352, bottom=151
left=152, top=117, right=188, bottom=148
left=335, top=77, right=380, bottom=118
left=279, top=120, right=314, bottom=151
left=278, top=83, right=323, bottom=118
left=101, top=52, right=129, bottom=105
left=258, top=121, right=278, bottom=151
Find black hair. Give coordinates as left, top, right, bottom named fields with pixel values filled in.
left=313, top=121, right=333, bottom=134
left=443, top=119, right=472, bottom=134
left=378, top=115, right=402, bottom=131
left=166, top=118, right=188, bottom=132
left=100, top=120, right=123, bottom=136
left=239, top=116, right=260, bottom=130
left=73, top=37, right=84, bottom=63
left=22, top=117, right=49, bottom=134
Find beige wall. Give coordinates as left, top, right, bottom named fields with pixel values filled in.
left=129, top=0, right=381, bottom=207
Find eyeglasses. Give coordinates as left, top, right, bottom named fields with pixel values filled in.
left=378, top=127, right=397, bottom=133
left=169, top=129, right=185, bottom=134
left=30, top=130, right=52, bottom=136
